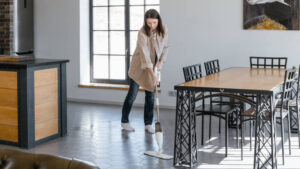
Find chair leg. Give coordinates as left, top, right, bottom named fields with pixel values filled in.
left=250, top=120, right=253, bottom=151
left=274, top=119, right=277, bottom=162
left=297, top=107, right=300, bottom=149
left=236, top=111, right=239, bottom=149
left=202, top=115, right=204, bottom=145
left=240, top=116, right=244, bottom=160
left=225, top=114, right=228, bottom=157
left=287, top=112, right=292, bottom=155
left=281, top=116, right=285, bottom=165
left=209, top=115, right=212, bottom=140
left=219, top=116, right=221, bottom=134
left=243, top=120, right=246, bottom=146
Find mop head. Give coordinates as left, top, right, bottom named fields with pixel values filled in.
left=155, top=122, right=162, bottom=132
left=144, top=151, right=173, bottom=160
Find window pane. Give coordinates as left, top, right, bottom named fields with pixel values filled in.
left=130, top=0, right=144, bottom=5
left=93, top=7, right=108, bottom=30
left=130, top=31, right=138, bottom=55
left=110, top=56, right=125, bottom=80
left=130, top=55, right=132, bottom=64
left=93, top=0, right=108, bottom=6
left=93, top=31, right=108, bottom=54
left=93, top=55, right=109, bottom=79
left=130, top=6, right=144, bottom=30
left=145, top=5, right=159, bottom=12
left=146, top=0, right=159, bottom=5
left=110, top=31, right=125, bottom=55
left=110, top=7, right=125, bottom=30
left=110, top=0, right=124, bottom=5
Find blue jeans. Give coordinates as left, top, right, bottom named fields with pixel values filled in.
left=121, top=78, right=155, bottom=125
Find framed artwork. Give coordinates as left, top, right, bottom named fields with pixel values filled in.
left=243, top=0, right=300, bottom=30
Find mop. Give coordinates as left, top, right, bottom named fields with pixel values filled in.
left=144, top=68, right=173, bottom=160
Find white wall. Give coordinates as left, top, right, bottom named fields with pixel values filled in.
left=35, top=0, right=300, bottom=108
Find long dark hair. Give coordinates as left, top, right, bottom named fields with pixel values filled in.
left=143, top=9, right=165, bottom=38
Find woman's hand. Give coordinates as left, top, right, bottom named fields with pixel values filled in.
left=156, top=61, right=163, bottom=71
left=153, top=75, right=159, bottom=87
left=147, top=68, right=159, bottom=87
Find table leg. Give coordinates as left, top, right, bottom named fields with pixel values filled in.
left=254, top=94, right=277, bottom=169
left=174, top=89, right=197, bottom=168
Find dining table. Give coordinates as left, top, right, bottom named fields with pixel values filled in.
left=173, top=67, right=286, bottom=169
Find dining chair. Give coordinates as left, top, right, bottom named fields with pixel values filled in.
left=204, top=59, right=220, bottom=75
left=240, top=68, right=296, bottom=163
left=250, top=56, right=287, bottom=68
left=204, top=59, right=223, bottom=133
left=275, top=67, right=296, bottom=165
left=182, top=63, right=204, bottom=112
left=289, top=65, right=300, bottom=148
left=182, top=63, right=238, bottom=157
left=183, top=63, right=202, bottom=82
left=241, top=56, right=289, bottom=154
left=195, top=93, right=239, bottom=157
left=204, top=59, right=240, bottom=131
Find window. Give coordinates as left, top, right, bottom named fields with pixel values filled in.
left=90, top=0, right=160, bottom=84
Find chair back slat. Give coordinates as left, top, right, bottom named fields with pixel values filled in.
left=296, top=65, right=300, bottom=104
left=250, top=56, right=287, bottom=68
left=281, top=68, right=297, bottom=110
left=183, top=63, right=202, bottom=82
left=204, top=59, right=220, bottom=76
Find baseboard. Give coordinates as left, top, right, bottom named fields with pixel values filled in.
left=67, top=97, right=176, bottom=110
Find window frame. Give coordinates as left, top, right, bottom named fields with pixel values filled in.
left=90, top=0, right=159, bottom=84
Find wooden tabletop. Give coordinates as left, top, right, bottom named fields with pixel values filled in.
left=176, top=67, right=286, bottom=94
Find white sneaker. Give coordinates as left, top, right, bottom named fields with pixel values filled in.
left=145, top=125, right=155, bottom=134
left=121, top=123, right=135, bottom=131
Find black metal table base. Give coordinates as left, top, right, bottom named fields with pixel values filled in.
left=173, top=90, right=278, bottom=169
left=254, top=95, right=277, bottom=169
left=174, top=90, right=197, bottom=168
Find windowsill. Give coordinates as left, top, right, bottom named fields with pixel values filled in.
left=78, top=83, right=161, bottom=92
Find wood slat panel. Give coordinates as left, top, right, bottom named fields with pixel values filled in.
left=35, top=101, right=58, bottom=123
left=34, top=68, right=58, bottom=87
left=180, top=68, right=286, bottom=91
left=0, top=107, right=18, bottom=126
left=35, top=119, right=58, bottom=141
left=34, top=68, right=59, bottom=141
left=0, top=124, right=18, bottom=142
left=0, top=89, right=18, bottom=108
left=0, top=71, right=17, bottom=89
left=34, top=84, right=58, bottom=106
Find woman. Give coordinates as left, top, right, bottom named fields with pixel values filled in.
left=121, top=9, right=169, bottom=134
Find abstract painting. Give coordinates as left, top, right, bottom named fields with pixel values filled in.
left=244, top=0, right=300, bottom=30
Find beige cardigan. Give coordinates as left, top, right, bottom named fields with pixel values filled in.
left=128, top=27, right=169, bottom=92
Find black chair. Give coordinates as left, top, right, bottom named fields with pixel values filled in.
left=204, top=59, right=220, bottom=75
left=289, top=65, right=300, bottom=148
left=204, top=59, right=240, bottom=130
left=183, top=63, right=203, bottom=82
left=182, top=63, right=204, bottom=119
left=195, top=93, right=239, bottom=157
left=242, top=56, right=288, bottom=151
left=239, top=57, right=289, bottom=160
left=182, top=64, right=206, bottom=140
left=250, top=56, right=287, bottom=68
left=182, top=63, right=237, bottom=157
left=204, top=59, right=223, bottom=133
left=274, top=67, right=296, bottom=165
left=196, top=92, right=256, bottom=158
left=240, top=68, right=296, bottom=162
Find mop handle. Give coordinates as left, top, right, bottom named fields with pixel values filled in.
left=155, top=69, right=160, bottom=122
left=155, top=84, right=160, bottom=122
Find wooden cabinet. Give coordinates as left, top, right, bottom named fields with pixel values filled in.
left=0, top=59, right=68, bottom=148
